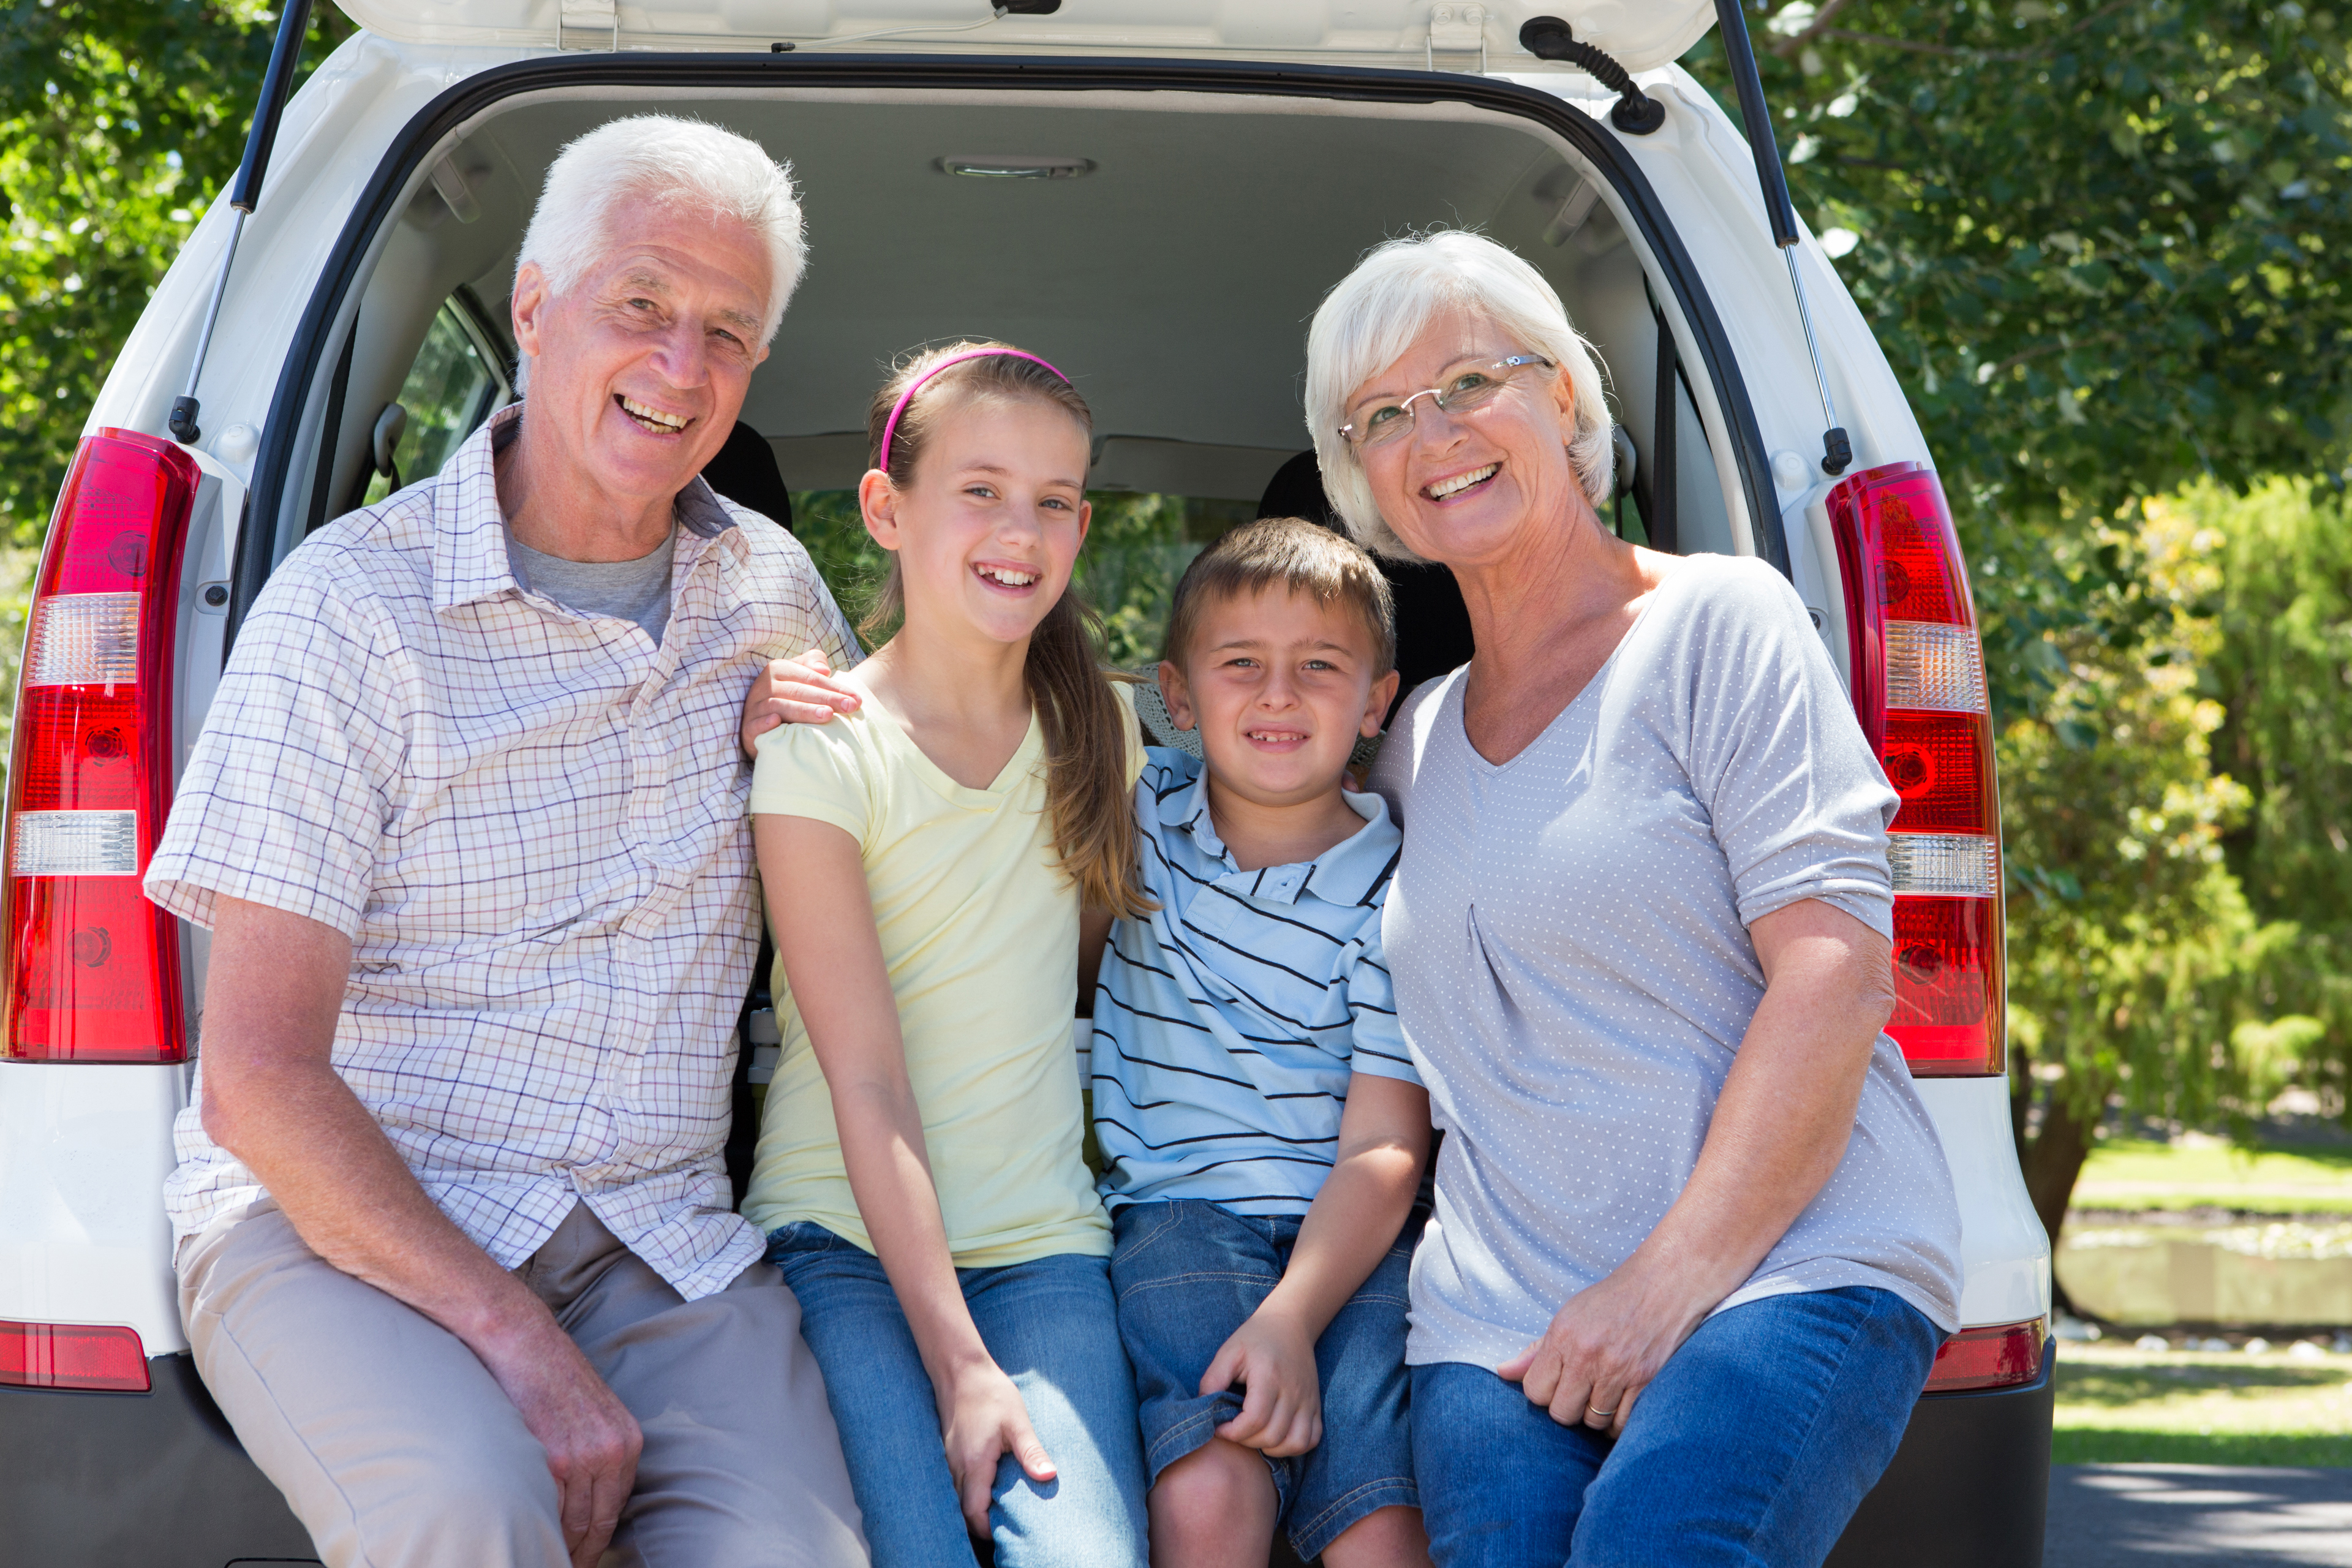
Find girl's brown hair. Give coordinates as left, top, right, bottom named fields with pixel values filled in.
left=862, top=342, right=1150, bottom=918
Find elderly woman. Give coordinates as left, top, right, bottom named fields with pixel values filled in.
left=1308, top=230, right=1963, bottom=1567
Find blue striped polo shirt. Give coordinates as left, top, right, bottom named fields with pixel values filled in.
left=1092, top=747, right=1419, bottom=1217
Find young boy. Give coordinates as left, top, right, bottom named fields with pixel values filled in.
left=1091, top=517, right=1433, bottom=1568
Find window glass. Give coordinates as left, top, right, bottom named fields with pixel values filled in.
left=793, top=491, right=1255, bottom=666
left=362, top=301, right=511, bottom=506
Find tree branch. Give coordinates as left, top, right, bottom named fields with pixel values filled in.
left=1763, top=0, right=1860, bottom=60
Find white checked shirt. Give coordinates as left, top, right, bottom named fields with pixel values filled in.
left=148, top=406, right=858, bottom=1300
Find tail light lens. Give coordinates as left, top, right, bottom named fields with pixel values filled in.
left=0, top=1317, right=151, bottom=1392
left=2, top=429, right=197, bottom=1061
left=1828, top=462, right=2005, bottom=1077
left=1926, top=1317, right=2046, bottom=1393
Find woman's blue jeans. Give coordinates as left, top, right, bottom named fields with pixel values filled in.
left=1412, top=1286, right=1940, bottom=1568
left=767, top=1221, right=1149, bottom=1568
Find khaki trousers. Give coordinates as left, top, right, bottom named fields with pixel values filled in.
left=179, top=1200, right=868, bottom=1568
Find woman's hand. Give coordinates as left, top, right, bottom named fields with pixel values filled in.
left=1493, top=1256, right=1716, bottom=1439
left=936, top=1357, right=1057, bottom=1537
left=1203, top=1305, right=1324, bottom=1457
left=739, top=647, right=862, bottom=756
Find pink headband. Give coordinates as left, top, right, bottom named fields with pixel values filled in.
left=875, top=349, right=1070, bottom=476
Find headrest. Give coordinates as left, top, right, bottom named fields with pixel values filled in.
left=700, top=421, right=795, bottom=532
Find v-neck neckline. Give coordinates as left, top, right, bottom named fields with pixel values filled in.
left=858, top=682, right=1042, bottom=805
left=1455, top=568, right=1677, bottom=775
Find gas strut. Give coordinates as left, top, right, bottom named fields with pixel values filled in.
left=168, top=0, right=316, bottom=447
left=1709, top=0, right=1851, bottom=477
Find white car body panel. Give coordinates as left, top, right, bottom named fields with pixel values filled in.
left=333, top=0, right=1716, bottom=71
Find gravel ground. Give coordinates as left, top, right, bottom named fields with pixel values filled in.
left=2048, top=1464, right=2352, bottom=1565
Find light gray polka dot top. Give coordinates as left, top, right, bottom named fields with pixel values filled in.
left=1368, top=554, right=1963, bottom=1370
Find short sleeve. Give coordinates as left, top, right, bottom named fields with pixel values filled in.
left=748, top=715, right=875, bottom=848
left=144, top=560, right=401, bottom=937
left=1678, top=562, right=1899, bottom=939
left=1344, top=923, right=1420, bottom=1086
left=1115, top=682, right=1147, bottom=788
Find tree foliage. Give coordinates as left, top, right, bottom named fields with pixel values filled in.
left=0, top=1, right=350, bottom=545
left=1690, top=0, right=2352, bottom=719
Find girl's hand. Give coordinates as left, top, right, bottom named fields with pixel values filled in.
left=937, top=1359, right=1056, bottom=1537
left=739, top=647, right=862, bottom=756
left=1493, top=1256, right=1716, bottom=1439
left=1203, top=1305, right=1324, bottom=1457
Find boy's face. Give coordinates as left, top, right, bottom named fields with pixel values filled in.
left=1159, top=586, right=1400, bottom=812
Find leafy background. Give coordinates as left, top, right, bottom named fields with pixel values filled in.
left=2, top=1, right=2348, bottom=1263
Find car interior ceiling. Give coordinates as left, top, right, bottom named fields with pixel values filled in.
left=330, top=92, right=1733, bottom=551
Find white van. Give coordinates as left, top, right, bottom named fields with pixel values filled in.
left=0, top=4, right=2054, bottom=1562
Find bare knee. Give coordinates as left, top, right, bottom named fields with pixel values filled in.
left=1149, top=1439, right=1278, bottom=1568
left=1321, top=1504, right=1431, bottom=1568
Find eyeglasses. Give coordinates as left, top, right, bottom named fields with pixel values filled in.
left=1338, top=355, right=1557, bottom=450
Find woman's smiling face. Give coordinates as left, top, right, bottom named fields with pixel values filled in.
left=1349, top=307, right=1587, bottom=571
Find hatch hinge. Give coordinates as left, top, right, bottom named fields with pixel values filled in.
left=1427, top=4, right=1490, bottom=73
left=558, top=0, right=620, bottom=51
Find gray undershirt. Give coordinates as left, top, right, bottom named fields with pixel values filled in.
left=507, top=527, right=678, bottom=644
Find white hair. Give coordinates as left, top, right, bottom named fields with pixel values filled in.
left=1305, top=230, right=1615, bottom=560
left=513, top=114, right=806, bottom=387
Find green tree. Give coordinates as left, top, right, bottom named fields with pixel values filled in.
left=2200, top=479, right=2352, bottom=1111
left=0, top=1, right=353, bottom=544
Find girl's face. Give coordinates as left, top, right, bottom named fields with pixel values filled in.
left=861, top=396, right=1093, bottom=649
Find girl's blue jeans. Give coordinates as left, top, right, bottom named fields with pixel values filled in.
left=1411, top=1286, right=1941, bottom=1568
left=766, top=1221, right=1149, bottom=1568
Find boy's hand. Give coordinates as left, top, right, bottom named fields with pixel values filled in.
left=740, top=648, right=862, bottom=757
left=1202, top=1305, right=1324, bottom=1457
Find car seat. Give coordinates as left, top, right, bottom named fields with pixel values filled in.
left=700, top=420, right=796, bottom=531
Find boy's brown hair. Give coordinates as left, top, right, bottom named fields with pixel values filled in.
left=1163, top=518, right=1396, bottom=676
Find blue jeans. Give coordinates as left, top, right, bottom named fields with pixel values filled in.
left=1110, top=1200, right=1422, bottom=1559
left=767, top=1223, right=1148, bottom=1568
left=1412, top=1287, right=1940, bottom=1568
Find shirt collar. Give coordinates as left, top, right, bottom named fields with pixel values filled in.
left=1162, top=758, right=1400, bottom=908
left=431, top=403, right=745, bottom=612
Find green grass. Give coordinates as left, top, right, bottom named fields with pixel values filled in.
left=2054, top=1343, right=2352, bottom=1464
left=2071, top=1138, right=2352, bottom=1213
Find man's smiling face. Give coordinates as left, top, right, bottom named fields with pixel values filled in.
left=510, top=198, right=771, bottom=520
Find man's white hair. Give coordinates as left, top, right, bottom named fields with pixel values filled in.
left=513, top=114, right=806, bottom=383
left=1305, top=230, right=1615, bottom=560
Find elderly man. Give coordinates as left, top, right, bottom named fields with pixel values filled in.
left=145, top=116, right=866, bottom=1568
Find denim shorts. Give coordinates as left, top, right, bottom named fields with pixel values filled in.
left=1109, top=1198, right=1423, bottom=1561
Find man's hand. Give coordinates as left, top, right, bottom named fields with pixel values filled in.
left=741, top=647, right=862, bottom=756
left=477, top=1310, right=646, bottom=1568
left=1203, top=1305, right=1324, bottom=1457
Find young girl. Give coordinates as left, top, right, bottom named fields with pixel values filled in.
left=741, top=342, right=1152, bottom=1567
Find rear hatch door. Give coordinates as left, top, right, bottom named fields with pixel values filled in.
left=333, top=1, right=1713, bottom=69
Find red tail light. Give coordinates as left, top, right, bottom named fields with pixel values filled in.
left=1827, top=462, right=2006, bottom=1077
left=0, top=1317, right=151, bottom=1392
left=1925, top=1317, right=2045, bottom=1393
left=2, top=430, right=197, bottom=1061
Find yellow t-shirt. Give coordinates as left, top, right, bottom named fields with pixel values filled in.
left=742, top=680, right=1143, bottom=1266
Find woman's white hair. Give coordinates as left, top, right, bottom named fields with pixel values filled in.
left=1305, top=230, right=1614, bottom=560
left=513, top=114, right=805, bottom=383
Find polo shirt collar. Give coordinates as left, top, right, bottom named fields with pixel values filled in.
left=1163, top=760, right=1399, bottom=908
left=431, top=403, right=746, bottom=612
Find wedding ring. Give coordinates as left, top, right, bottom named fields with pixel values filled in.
left=1586, top=1405, right=1616, bottom=1421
